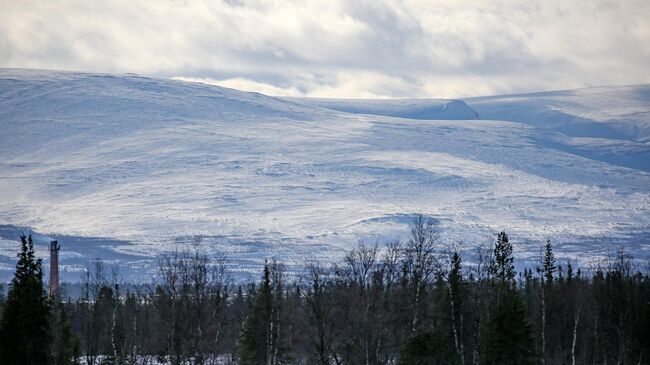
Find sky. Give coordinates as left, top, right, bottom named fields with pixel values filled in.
left=1, top=0, right=649, bottom=98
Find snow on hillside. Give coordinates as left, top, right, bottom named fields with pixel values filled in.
left=283, top=97, right=480, bottom=120
left=467, top=86, right=650, bottom=171
left=0, top=69, right=649, bottom=280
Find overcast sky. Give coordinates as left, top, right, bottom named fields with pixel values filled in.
left=1, top=0, right=649, bottom=98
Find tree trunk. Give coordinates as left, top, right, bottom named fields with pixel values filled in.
left=448, top=282, right=464, bottom=365
left=571, top=304, right=581, bottom=365
left=541, top=283, right=546, bottom=365
left=111, top=304, right=118, bottom=362
left=411, top=281, right=422, bottom=336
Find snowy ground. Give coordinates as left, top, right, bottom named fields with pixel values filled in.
left=0, top=69, right=648, bottom=281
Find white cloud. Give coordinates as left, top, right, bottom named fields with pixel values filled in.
left=1, top=0, right=649, bottom=98
left=173, top=76, right=303, bottom=96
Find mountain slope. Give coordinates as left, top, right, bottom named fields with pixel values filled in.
left=467, top=86, right=650, bottom=171
left=283, top=97, right=480, bottom=120
left=0, top=69, right=649, bottom=279
left=467, top=85, right=650, bottom=141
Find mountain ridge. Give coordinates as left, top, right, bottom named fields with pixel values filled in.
left=1, top=68, right=648, bottom=279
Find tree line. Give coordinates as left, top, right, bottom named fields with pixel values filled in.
left=0, top=216, right=649, bottom=364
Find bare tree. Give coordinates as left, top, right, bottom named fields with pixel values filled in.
left=80, top=258, right=107, bottom=365
left=403, top=215, right=442, bottom=335
left=303, top=261, right=336, bottom=365
left=471, top=243, right=492, bottom=365
left=155, top=244, right=229, bottom=365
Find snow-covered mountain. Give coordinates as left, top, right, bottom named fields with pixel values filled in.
left=1, top=69, right=649, bottom=280
left=284, top=97, right=480, bottom=120
left=468, top=86, right=650, bottom=172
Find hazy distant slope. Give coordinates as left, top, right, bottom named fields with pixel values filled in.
left=284, top=97, right=480, bottom=120
left=0, top=69, right=649, bottom=279
left=468, top=85, right=650, bottom=141
left=467, top=86, right=650, bottom=171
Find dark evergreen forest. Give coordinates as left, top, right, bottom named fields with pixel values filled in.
left=1, top=216, right=649, bottom=365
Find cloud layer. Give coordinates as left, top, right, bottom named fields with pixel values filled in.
left=1, top=0, right=649, bottom=98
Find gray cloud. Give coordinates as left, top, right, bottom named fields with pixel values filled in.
left=1, top=0, right=649, bottom=98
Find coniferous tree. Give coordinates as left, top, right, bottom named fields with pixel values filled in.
left=447, top=251, right=466, bottom=365
left=538, top=239, right=557, bottom=365
left=0, top=282, right=6, bottom=312
left=239, top=262, right=273, bottom=365
left=490, top=231, right=515, bottom=284
left=398, top=330, right=455, bottom=365
left=51, top=302, right=80, bottom=365
left=0, top=235, right=51, bottom=365
left=483, top=232, right=536, bottom=365
left=482, top=291, right=535, bottom=365
left=542, top=240, right=557, bottom=285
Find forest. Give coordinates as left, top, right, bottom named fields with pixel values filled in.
left=0, top=216, right=648, bottom=365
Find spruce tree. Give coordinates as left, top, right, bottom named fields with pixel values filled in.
left=538, top=239, right=557, bottom=365
left=483, top=291, right=535, bottom=365
left=398, top=330, right=455, bottom=365
left=542, top=239, right=556, bottom=284
left=0, top=234, right=51, bottom=365
left=239, top=262, right=273, bottom=365
left=447, top=251, right=466, bottom=364
left=483, top=231, right=536, bottom=365
left=51, top=302, right=80, bottom=365
left=490, top=231, right=515, bottom=284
